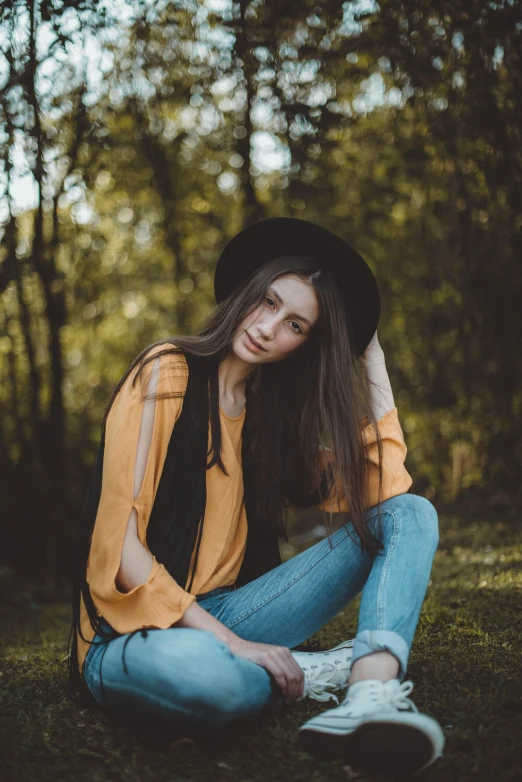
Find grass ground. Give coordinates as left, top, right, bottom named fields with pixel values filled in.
left=1, top=499, right=521, bottom=782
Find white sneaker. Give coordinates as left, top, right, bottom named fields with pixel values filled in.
left=290, top=639, right=354, bottom=704
left=299, top=678, right=445, bottom=775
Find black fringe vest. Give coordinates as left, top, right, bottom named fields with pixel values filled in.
left=82, top=351, right=282, bottom=603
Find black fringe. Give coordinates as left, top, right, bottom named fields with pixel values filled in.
left=67, top=349, right=331, bottom=700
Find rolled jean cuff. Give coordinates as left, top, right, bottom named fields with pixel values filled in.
left=352, top=630, right=410, bottom=681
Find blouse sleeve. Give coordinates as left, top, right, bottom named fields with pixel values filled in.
left=86, top=345, right=197, bottom=634
left=315, top=407, right=413, bottom=514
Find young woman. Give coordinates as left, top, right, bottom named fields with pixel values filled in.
left=69, top=217, right=444, bottom=776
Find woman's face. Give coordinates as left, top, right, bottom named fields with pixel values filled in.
left=232, top=274, right=320, bottom=365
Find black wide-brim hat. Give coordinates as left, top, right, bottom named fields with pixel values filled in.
left=214, top=217, right=380, bottom=358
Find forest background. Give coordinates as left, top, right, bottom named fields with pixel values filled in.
left=1, top=0, right=521, bottom=591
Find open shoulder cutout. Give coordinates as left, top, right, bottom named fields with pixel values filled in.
left=133, top=355, right=161, bottom=502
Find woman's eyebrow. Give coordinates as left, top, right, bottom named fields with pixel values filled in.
left=268, top=286, right=312, bottom=329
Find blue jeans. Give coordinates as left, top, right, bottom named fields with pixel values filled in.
left=82, top=493, right=439, bottom=730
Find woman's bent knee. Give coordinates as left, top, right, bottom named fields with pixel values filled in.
left=127, top=630, right=270, bottom=727
left=186, top=653, right=275, bottom=727
left=382, top=493, right=439, bottom=549
left=408, top=494, right=439, bottom=547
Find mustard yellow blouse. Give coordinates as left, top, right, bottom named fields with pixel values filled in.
left=78, top=344, right=413, bottom=673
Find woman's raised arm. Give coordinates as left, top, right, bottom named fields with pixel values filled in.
left=315, top=407, right=413, bottom=514
left=315, top=331, right=413, bottom=513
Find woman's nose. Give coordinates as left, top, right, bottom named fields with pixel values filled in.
left=257, top=317, right=276, bottom=340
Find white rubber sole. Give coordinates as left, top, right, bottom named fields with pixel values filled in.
left=299, top=713, right=445, bottom=775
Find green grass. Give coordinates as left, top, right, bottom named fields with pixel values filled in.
left=1, top=503, right=521, bottom=782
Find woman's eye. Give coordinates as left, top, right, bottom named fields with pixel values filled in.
left=264, top=296, right=301, bottom=333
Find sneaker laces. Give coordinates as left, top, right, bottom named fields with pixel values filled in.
left=381, top=680, right=419, bottom=713
left=342, top=678, right=419, bottom=715
left=298, top=659, right=351, bottom=705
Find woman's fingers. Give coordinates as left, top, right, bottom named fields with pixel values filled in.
left=264, top=647, right=304, bottom=702
left=227, top=638, right=304, bottom=704
left=291, top=654, right=305, bottom=699
left=287, top=650, right=305, bottom=701
left=265, top=657, right=290, bottom=698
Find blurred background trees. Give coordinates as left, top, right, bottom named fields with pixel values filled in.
left=1, top=0, right=520, bottom=588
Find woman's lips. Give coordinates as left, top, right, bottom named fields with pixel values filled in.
left=245, top=332, right=265, bottom=352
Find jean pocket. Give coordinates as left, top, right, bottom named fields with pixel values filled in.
left=82, top=621, right=115, bottom=706
left=84, top=628, right=110, bottom=668
left=82, top=657, right=104, bottom=706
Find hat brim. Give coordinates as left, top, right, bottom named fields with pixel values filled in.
left=214, top=217, right=380, bottom=358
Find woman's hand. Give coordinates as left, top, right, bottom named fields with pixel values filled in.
left=173, top=602, right=302, bottom=703
left=360, top=329, right=386, bottom=367
left=226, top=636, right=305, bottom=704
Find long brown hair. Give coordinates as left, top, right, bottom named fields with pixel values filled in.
left=68, top=254, right=387, bottom=698
left=101, top=254, right=385, bottom=554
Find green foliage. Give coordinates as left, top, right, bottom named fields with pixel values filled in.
left=0, top=0, right=521, bottom=582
